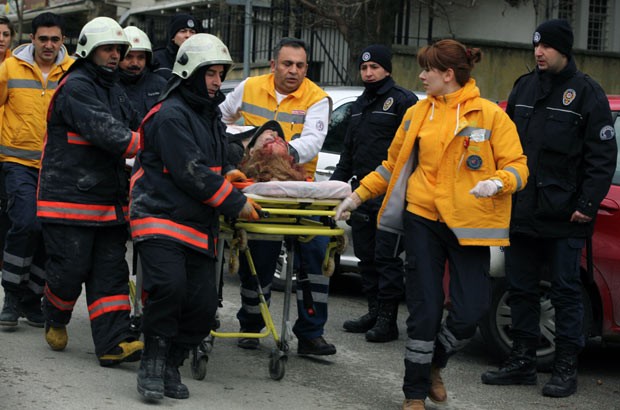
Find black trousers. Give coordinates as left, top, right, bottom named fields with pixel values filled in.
left=402, top=212, right=490, bottom=400
left=137, top=238, right=217, bottom=347
left=43, top=223, right=133, bottom=357
left=350, top=198, right=404, bottom=302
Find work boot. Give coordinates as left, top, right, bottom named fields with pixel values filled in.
left=45, top=323, right=68, bottom=351
left=481, top=341, right=537, bottom=385
left=297, top=335, right=336, bottom=356
left=0, top=291, right=20, bottom=327
left=402, top=399, right=425, bottom=410
left=99, top=339, right=144, bottom=367
left=137, top=336, right=169, bottom=401
left=542, top=348, right=578, bottom=397
left=20, top=293, right=44, bottom=328
left=237, top=328, right=260, bottom=350
left=343, top=297, right=378, bottom=333
left=365, top=300, right=399, bottom=342
left=428, top=364, right=447, bottom=403
left=164, top=344, right=190, bottom=399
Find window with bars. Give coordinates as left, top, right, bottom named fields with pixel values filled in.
left=558, top=0, right=575, bottom=24
left=588, top=0, right=609, bottom=51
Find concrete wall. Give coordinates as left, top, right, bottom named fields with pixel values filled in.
left=392, top=42, right=620, bottom=103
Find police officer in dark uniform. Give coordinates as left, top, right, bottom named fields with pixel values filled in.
left=152, top=14, right=202, bottom=80
left=481, top=19, right=617, bottom=398
left=331, top=44, right=417, bottom=342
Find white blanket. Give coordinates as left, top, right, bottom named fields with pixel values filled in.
left=242, top=180, right=351, bottom=199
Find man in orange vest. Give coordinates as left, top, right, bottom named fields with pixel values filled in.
left=220, top=37, right=337, bottom=355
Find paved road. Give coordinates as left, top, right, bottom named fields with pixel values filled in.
left=1, top=257, right=619, bottom=409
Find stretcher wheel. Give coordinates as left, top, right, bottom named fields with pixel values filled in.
left=269, top=348, right=287, bottom=381
left=191, top=353, right=208, bottom=380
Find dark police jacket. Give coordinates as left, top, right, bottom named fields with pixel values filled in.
left=508, top=58, right=617, bottom=238
left=330, top=77, right=417, bottom=209
left=129, top=90, right=246, bottom=258
left=37, top=60, right=140, bottom=226
left=152, top=43, right=178, bottom=80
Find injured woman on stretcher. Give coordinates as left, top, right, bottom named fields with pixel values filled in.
left=226, top=120, right=351, bottom=199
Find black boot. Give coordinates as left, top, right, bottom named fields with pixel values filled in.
left=365, top=300, right=399, bottom=342
left=481, top=341, right=537, bottom=385
left=20, top=292, right=44, bottom=328
left=137, top=336, right=169, bottom=400
left=0, top=290, right=20, bottom=327
left=343, top=297, right=378, bottom=333
left=542, top=347, right=579, bottom=397
left=164, top=344, right=190, bottom=399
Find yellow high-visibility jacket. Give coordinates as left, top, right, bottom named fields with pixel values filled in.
left=356, top=79, right=529, bottom=246
left=239, top=74, right=329, bottom=176
left=0, top=43, right=73, bottom=168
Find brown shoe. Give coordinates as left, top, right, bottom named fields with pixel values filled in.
left=429, top=365, right=447, bottom=403
left=402, top=399, right=425, bottom=410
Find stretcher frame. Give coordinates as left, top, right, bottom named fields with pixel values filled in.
left=190, top=193, right=346, bottom=381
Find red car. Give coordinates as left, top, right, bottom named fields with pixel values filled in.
left=480, top=96, right=620, bottom=370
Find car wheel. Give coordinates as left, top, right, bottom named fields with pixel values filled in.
left=479, top=277, right=593, bottom=372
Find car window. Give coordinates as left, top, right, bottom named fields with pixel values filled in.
left=613, top=112, right=620, bottom=185
left=322, top=101, right=353, bottom=153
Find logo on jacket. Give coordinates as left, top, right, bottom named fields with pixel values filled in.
left=383, top=97, right=394, bottom=111
left=466, top=155, right=483, bottom=170
left=562, top=89, right=576, bottom=106
left=600, top=125, right=616, bottom=141
left=316, top=120, right=325, bottom=131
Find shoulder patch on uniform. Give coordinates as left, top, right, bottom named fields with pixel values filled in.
left=383, top=97, right=394, bottom=111
left=562, top=89, right=576, bottom=106
left=600, top=125, right=615, bottom=141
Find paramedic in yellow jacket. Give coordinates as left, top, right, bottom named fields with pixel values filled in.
left=0, top=12, right=73, bottom=328
left=0, top=15, right=14, bottom=272
left=220, top=37, right=339, bottom=356
left=335, top=39, right=529, bottom=410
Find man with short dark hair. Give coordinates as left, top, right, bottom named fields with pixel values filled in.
left=0, top=12, right=73, bottom=328
left=220, top=37, right=337, bottom=356
left=481, top=19, right=617, bottom=398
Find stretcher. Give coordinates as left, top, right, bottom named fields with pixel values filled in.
left=189, top=180, right=350, bottom=381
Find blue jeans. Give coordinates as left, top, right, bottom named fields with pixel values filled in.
left=236, top=235, right=330, bottom=340
left=1, top=162, right=45, bottom=297
left=506, top=234, right=585, bottom=350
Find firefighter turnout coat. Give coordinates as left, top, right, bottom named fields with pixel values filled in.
left=129, top=89, right=247, bottom=258
left=37, top=60, right=140, bottom=226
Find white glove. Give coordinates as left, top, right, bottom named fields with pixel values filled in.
left=469, top=179, right=500, bottom=198
left=335, top=193, right=362, bottom=220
